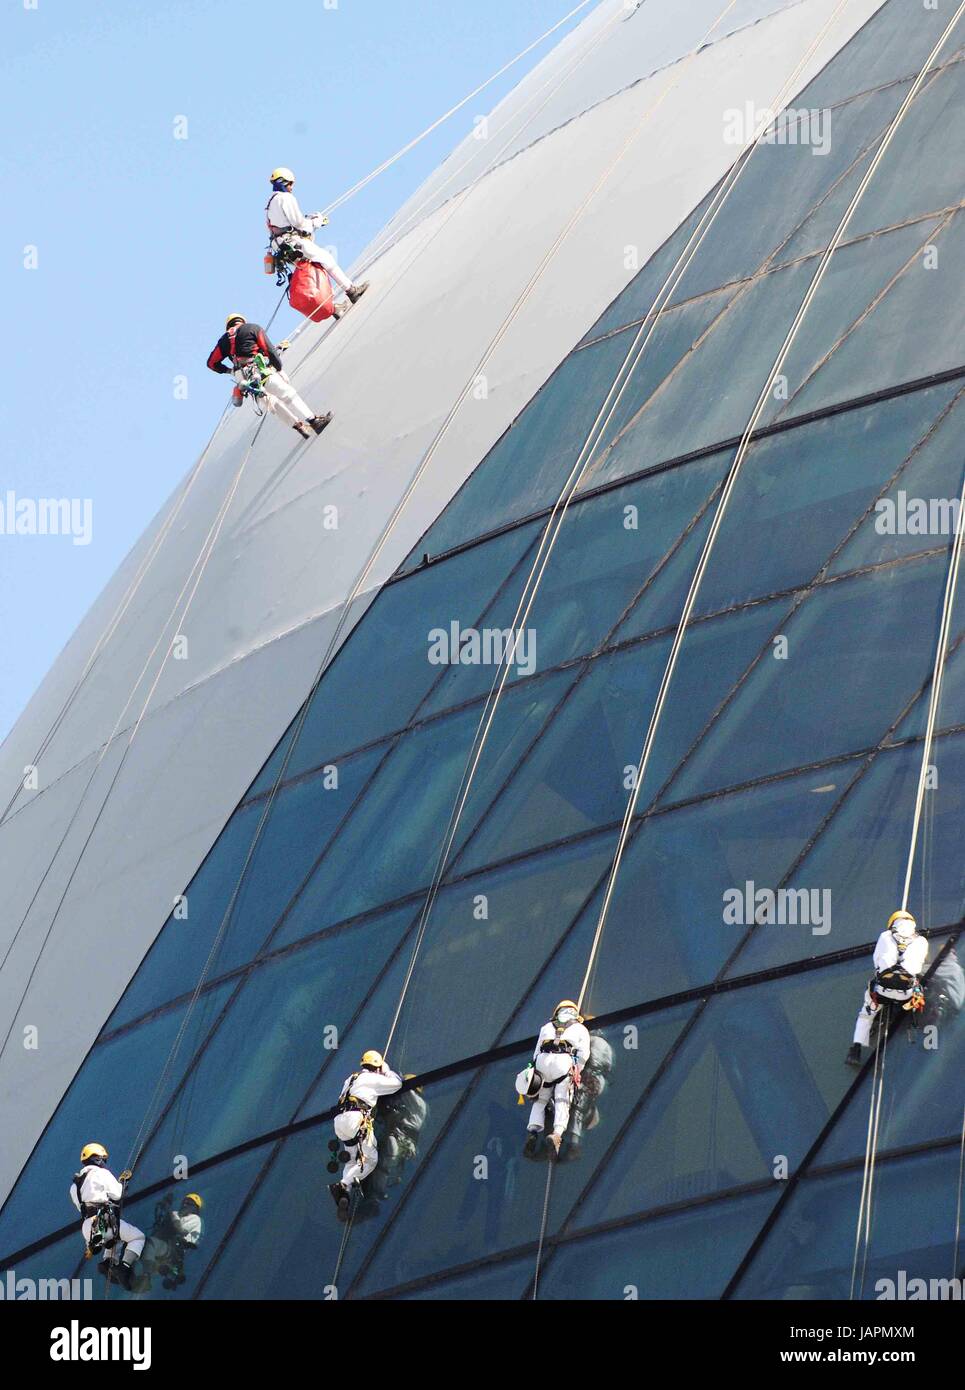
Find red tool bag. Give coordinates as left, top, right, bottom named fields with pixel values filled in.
left=288, top=261, right=335, bottom=322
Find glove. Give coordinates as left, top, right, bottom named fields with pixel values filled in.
left=277, top=339, right=291, bottom=352
left=310, top=213, right=330, bottom=227
left=118, top=1170, right=133, bottom=1184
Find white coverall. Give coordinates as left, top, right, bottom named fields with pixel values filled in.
left=266, top=190, right=355, bottom=291
left=69, top=1164, right=145, bottom=1262
left=853, top=928, right=928, bottom=1046
left=334, top=1066, right=403, bottom=1189
left=234, top=360, right=316, bottom=430
left=528, top=1020, right=591, bottom=1138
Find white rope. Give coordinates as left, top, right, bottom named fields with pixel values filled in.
left=383, top=0, right=857, bottom=1054
left=318, top=1, right=597, bottom=218
left=575, top=0, right=965, bottom=1011
left=850, top=1012, right=889, bottom=1300
left=900, top=464, right=965, bottom=909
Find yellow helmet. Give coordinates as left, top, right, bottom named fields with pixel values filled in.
left=80, top=1142, right=108, bottom=1163
left=183, top=1193, right=204, bottom=1210
left=887, top=909, right=917, bottom=940
left=225, top=313, right=245, bottom=329
left=361, top=1049, right=384, bottom=1069
left=270, top=166, right=295, bottom=185
left=554, top=999, right=583, bottom=1022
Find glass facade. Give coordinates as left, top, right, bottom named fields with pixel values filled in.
left=3, top=0, right=963, bottom=1298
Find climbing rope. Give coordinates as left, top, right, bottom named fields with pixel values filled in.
left=954, top=1103, right=965, bottom=1277
left=531, top=1162, right=555, bottom=1301
left=574, top=0, right=965, bottom=1013
left=318, top=1, right=597, bottom=219
left=381, top=0, right=855, bottom=1056
left=900, top=464, right=965, bottom=911
left=850, top=1012, right=890, bottom=1300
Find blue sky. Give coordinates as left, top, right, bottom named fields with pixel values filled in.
left=0, top=0, right=589, bottom=741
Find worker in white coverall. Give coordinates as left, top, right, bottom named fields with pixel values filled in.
left=69, top=1142, right=145, bottom=1290
left=206, top=314, right=332, bottom=439
left=329, top=1050, right=402, bottom=1216
left=266, top=167, right=369, bottom=302
left=847, top=910, right=928, bottom=1065
left=518, top=1000, right=591, bottom=1156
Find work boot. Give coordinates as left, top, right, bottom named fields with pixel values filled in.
left=309, top=412, right=333, bottom=435
left=547, top=1133, right=562, bottom=1157
left=523, top=1129, right=542, bottom=1158
left=293, top=421, right=312, bottom=440
left=845, top=1043, right=863, bottom=1068
left=346, top=281, right=369, bottom=304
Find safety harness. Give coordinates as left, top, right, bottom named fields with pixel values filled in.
left=74, top=1169, right=120, bottom=1259
left=337, top=1076, right=376, bottom=1151
left=264, top=197, right=311, bottom=285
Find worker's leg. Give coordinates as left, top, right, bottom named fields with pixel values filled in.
left=853, top=989, right=879, bottom=1047
left=118, top=1220, right=145, bottom=1261
left=551, top=1075, right=574, bottom=1137
left=288, top=237, right=355, bottom=291
left=527, top=1097, right=548, bottom=1132
left=263, top=371, right=316, bottom=423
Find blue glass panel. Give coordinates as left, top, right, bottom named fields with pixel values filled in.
left=353, top=1008, right=694, bottom=1294
left=386, top=837, right=617, bottom=1077
left=788, top=209, right=965, bottom=419
left=667, top=84, right=909, bottom=304
left=423, top=452, right=728, bottom=714
left=847, top=62, right=965, bottom=237
left=586, top=259, right=815, bottom=486
left=201, top=1074, right=465, bottom=1300
left=891, top=642, right=965, bottom=742
left=0, top=981, right=233, bottom=1257
left=575, top=960, right=868, bottom=1228
left=541, top=766, right=840, bottom=1015
left=729, top=736, right=965, bottom=977
left=271, top=668, right=576, bottom=945
left=460, top=599, right=786, bottom=873
left=131, top=907, right=416, bottom=1186
left=828, top=386, right=965, bottom=575
left=733, top=1147, right=963, bottom=1299
left=252, top=526, right=540, bottom=795
left=802, top=0, right=961, bottom=111
left=695, top=387, right=950, bottom=616
left=672, top=555, right=952, bottom=799
left=764, top=219, right=942, bottom=425
left=536, top=1189, right=779, bottom=1300
left=107, top=743, right=385, bottom=1028
left=398, top=1257, right=530, bottom=1299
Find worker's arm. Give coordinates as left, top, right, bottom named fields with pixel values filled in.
left=873, top=931, right=899, bottom=973
left=572, top=1025, right=592, bottom=1069
left=206, top=339, right=231, bottom=374
left=370, top=1070, right=403, bottom=1097
left=904, top=936, right=928, bottom=977
left=278, top=190, right=315, bottom=235
left=255, top=328, right=284, bottom=372
left=68, top=1182, right=81, bottom=1213
left=102, top=1170, right=124, bottom=1202
left=533, top=1023, right=551, bottom=1062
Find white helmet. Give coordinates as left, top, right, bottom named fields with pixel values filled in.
left=887, top=909, right=917, bottom=942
